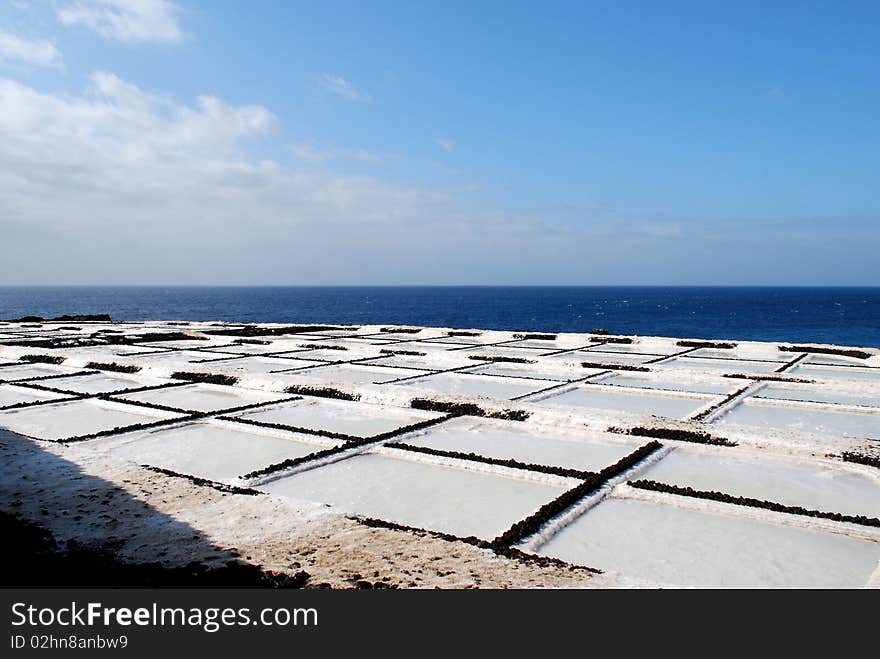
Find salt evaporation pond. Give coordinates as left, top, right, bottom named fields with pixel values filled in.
left=715, top=400, right=880, bottom=439
left=637, top=449, right=880, bottom=518
left=534, top=498, right=880, bottom=587
left=0, top=384, right=65, bottom=407
left=289, top=347, right=382, bottom=361
left=461, top=346, right=551, bottom=360
left=405, top=419, right=636, bottom=471
left=395, top=372, right=557, bottom=399
left=753, top=384, right=880, bottom=408
left=3, top=318, right=879, bottom=589
left=0, top=364, right=74, bottom=381
left=196, top=356, right=321, bottom=375
left=137, top=339, right=224, bottom=350
left=582, top=344, right=674, bottom=356
left=0, top=399, right=182, bottom=441
left=467, top=362, right=577, bottom=381
left=656, top=357, right=780, bottom=374
left=428, top=335, right=496, bottom=346
left=203, top=343, right=282, bottom=355
left=117, top=383, right=285, bottom=412
left=287, top=364, right=429, bottom=385
left=84, top=421, right=339, bottom=481
left=114, top=350, right=216, bottom=370
left=804, top=354, right=876, bottom=367
left=366, top=353, right=473, bottom=371
left=233, top=398, right=440, bottom=437
left=542, top=386, right=712, bottom=419
left=687, top=348, right=790, bottom=361
left=788, top=364, right=880, bottom=383
left=48, top=373, right=165, bottom=395
left=599, top=373, right=738, bottom=395
left=260, top=451, right=568, bottom=539
left=568, top=351, right=658, bottom=365
left=503, top=339, right=562, bottom=350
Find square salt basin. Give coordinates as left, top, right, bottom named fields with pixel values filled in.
left=599, top=373, right=738, bottom=395
left=804, top=354, right=876, bottom=367
left=541, top=386, right=712, bottom=419
left=394, top=372, right=558, bottom=400
left=238, top=338, right=363, bottom=353
left=582, top=344, right=669, bottom=356
left=787, top=364, right=880, bottom=383
left=637, top=449, right=880, bottom=518
left=0, top=399, right=182, bottom=441
left=282, top=347, right=374, bottom=361
left=0, top=384, right=66, bottom=408
left=37, top=346, right=123, bottom=361
left=285, top=364, right=431, bottom=386
left=427, top=335, right=493, bottom=346
left=503, top=339, right=561, bottom=350
left=460, top=346, right=552, bottom=360
left=296, top=329, right=362, bottom=337
left=84, top=421, right=339, bottom=482
left=569, top=351, right=659, bottom=365
left=655, top=357, right=779, bottom=374
left=467, top=362, right=578, bottom=381
left=195, top=356, right=321, bottom=375
left=753, top=384, right=880, bottom=408
left=713, top=400, right=880, bottom=439
left=534, top=498, right=880, bottom=587
left=203, top=343, right=279, bottom=355
left=0, top=364, right=74, bottom=381
left=392, top=340, right=474, bottom=352
left=45, top=373, right=166, bottom=395
left=232, top=398, right=441, bottom=438
left=367, top=353, right=471, bottom=371
left=109, top=345, right=176, bottom=356
left=591, top=342, right=679, bottom=354
left=260, top=452, right=569, bottom=539
left=687, top=348, right=790, bottom=362
left=116, top=383, right=286, bottom=413
left=113, top=350, right=218, bottom=370
left=404, top=418, right=637, bottom=472
left=297, top=336, right=394, bottom=347
left=137, top=339, right=220, bottom=350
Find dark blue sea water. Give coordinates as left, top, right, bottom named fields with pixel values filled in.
left=0, top=287, right=877, bottom=347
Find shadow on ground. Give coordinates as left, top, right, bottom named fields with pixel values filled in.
left=0, top=429, right=309, bottom=588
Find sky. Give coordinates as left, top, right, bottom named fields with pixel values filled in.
left=0, top=0, right=878, bottom=286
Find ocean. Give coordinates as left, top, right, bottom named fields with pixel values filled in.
left=0, top=286, right=877, bottom=347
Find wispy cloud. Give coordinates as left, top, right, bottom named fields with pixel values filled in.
left=1, top=71, right=875, bottom=285
left=56, top=0, right=183, bottom=44
left=0, top=31, right=62, bottom=68
left=0, top=72, right=455, bottom=283
left=290, top=143, right=383, bottom=164
left=434, top=137, right=454, bottom=152
left=319, top=74, right=370, bottom=102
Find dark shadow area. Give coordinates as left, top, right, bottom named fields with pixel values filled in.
left=0, top=429, right=309, bottom=588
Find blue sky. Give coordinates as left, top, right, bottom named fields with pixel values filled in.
left=0, top=1, right=878, bottom=285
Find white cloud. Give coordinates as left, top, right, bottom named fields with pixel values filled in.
left=434, top=137, right=454, bottom=152
left=0, top=31, right=62, bottom=68
left=320, top=74, right=370, bottom=102
left=1, top=72, right=870, bottom=285
left=56, top=0, right=183, bottom=44
left=0, top=72, right=464, bottom=283
left=289, top=143, right=383, bottom=164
